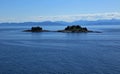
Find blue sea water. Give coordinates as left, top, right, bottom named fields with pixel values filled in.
left=0, top=24, right=120, bottom=74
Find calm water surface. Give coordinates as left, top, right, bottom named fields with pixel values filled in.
left=0, top=24, right=120, bottom=74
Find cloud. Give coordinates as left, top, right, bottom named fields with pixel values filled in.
left=36, top=12, right=120, bottom=22
left=0, top=12, right=120, bottom=23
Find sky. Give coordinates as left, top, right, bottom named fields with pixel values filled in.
left=0, top=0, right=120, bottom=22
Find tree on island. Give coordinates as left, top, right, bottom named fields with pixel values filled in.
left=64, top=25, right=88, bottom=32
left=31, top=26, right=42, bottom=32
left=24, top=26, right=43, bottom=32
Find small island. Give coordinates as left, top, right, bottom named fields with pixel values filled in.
left=23, top=26, right=49, bottom=32
left=57, top=25, right=92, bottom=33
left=23, top=25, right=100, bottom=33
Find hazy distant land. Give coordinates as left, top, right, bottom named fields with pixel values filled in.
left=0, top=19, right=120, bottom=26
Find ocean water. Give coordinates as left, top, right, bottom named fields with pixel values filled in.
left=0, top=24, right=120, bottom=74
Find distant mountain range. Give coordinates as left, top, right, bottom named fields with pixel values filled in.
left=56, top=19, right=120, bottom=25
left=0, top=21, right=63, bottom=26
left=0, top=19, right=120, bottom=26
